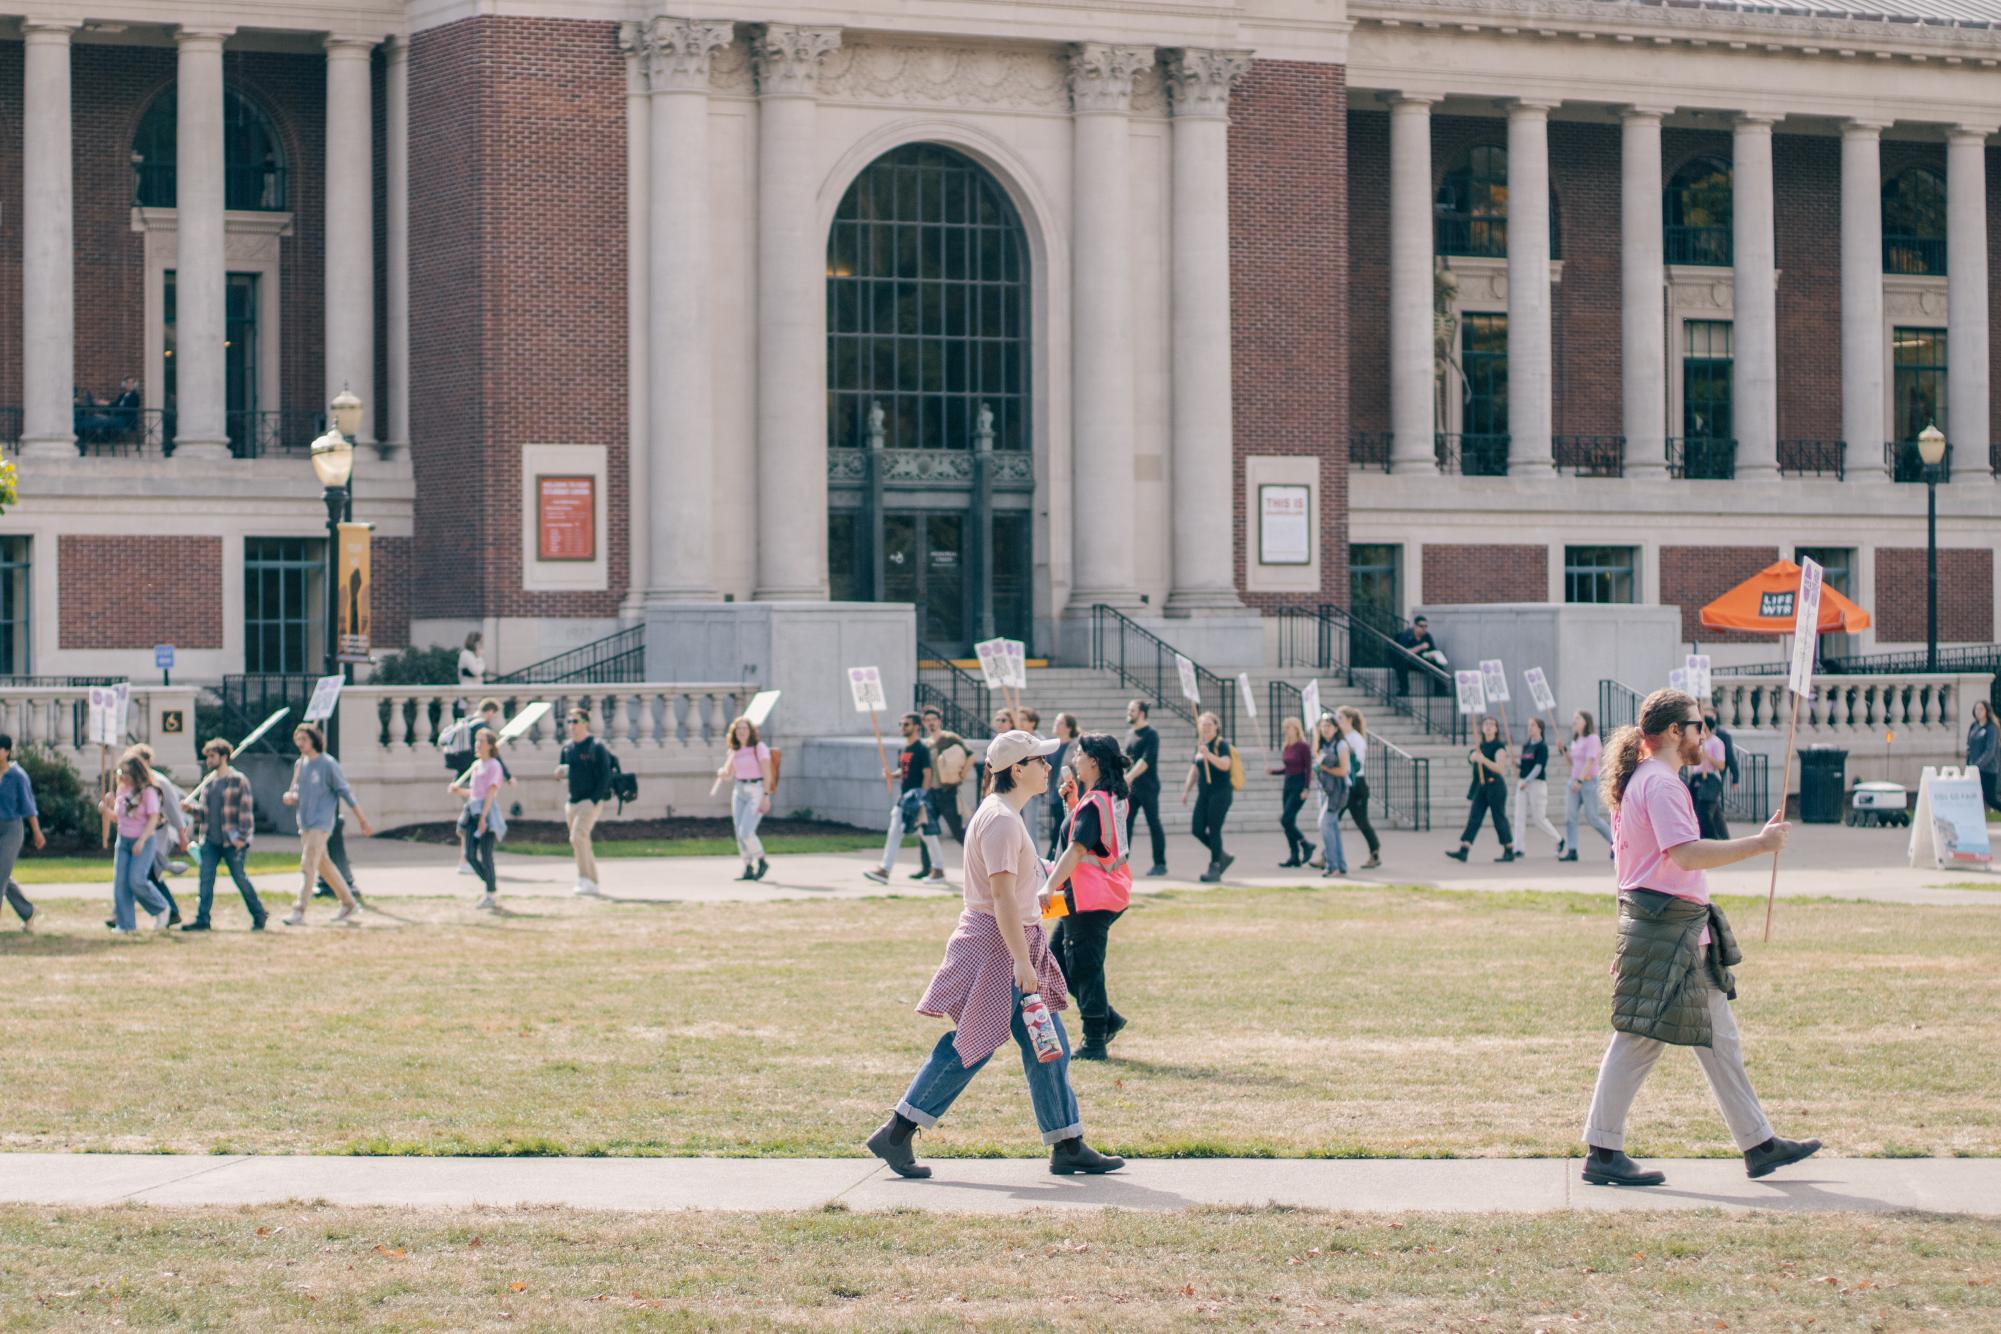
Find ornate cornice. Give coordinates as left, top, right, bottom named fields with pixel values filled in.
left=1068, top=42, right=1154, bottom=116
left=1161, top=48, right=1253, bottom=120
left=642, top=17, right=735, bottom=96
left=753, top=24, right=842, bottom=98
left=812, top=37, right=1068, bottom=111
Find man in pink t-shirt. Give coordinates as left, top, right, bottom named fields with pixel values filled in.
left=1580, top=688, right=1822, bottom=1190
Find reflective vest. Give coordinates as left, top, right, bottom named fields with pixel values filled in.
left=1065, top=788, right=1132, bottom=914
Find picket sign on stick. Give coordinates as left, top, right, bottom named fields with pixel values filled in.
left=1478, top=658, right=1513, bottom=745
left=1765, top=556, right=1824, bottom=942
left=185, top=707, right=292, bottom=806
left=1300, top=679, right=1322, bottom=732
left=454, top=701, right=553, bottom=787
left=847, top=667, right=896, bottom=799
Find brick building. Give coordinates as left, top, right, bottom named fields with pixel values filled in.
left=2, top=0, right=1999, bottom=683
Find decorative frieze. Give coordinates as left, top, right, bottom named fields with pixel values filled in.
left=1068, top=42, right=1154, bottom=116
left=753, top=24, right=842, bottom=98
left=1161, top=48, right=1252, bottom=119
left=813, top=38, right=1069, bottom=111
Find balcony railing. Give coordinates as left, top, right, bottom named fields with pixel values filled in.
left=228, top=409, right=323, bottom=459
left=1886, top=439, right=1950, bottom=484
left=134, top=162, right=289, bottom=213
left=1434, top=214, right=1506, bottom=259
left=78, top=407, right=170, bottom=456
left=1434, top=432, right=1509, bottom=477
left=1777, top=438, right=1846, bottom=481
left=1883, top=233, right=1946, bottom=277
left=1552, top=434, right=1625, bottom=478
left=1666, top=435, right=1736, bottom=480
left=1665, top=224, right=1731, bottom=267
left=1350, top=431, right=1393, bottom=473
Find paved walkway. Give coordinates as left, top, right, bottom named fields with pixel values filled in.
left=0, top=1153, right=1991, bottom=1217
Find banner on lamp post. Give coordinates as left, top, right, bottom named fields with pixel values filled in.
left=335, top=522, right=372, bottom=664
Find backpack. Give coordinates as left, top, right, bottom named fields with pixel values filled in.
left=933, top=737, right=970, bottom=786
left=1228, top=744, right=1246, bottom=791
left=603, top=749, right=638, bottom=811
left=438, top=717, right=475, bottom=773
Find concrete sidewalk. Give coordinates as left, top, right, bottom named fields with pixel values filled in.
left=0, top=1153, right=1993, bottom=1217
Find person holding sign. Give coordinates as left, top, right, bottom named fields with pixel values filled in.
left=719, top=715, right=774, bottom=883
left=1182, top=712, right=1237, bottom=883
left=1271, top=717, right=1316, bottom=870
left=451, top=729, right=508, bottom=910
left=101, top=750, right=172, bottom=933
left=281, top=724, right=373, bottom=927
left=180, top=739, right=267, bottom=932
left=1336, top=708, right=1382, bottom=870
left=1580, top=688, right=1819, bottom=1188
left=863, top=714, right=946, bottom=887
left=1445, top=716, right=1515, bottom=863
left=1311, top=713, right=1349, bottom=877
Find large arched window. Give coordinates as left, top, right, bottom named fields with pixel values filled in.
left=132, top=86, right=287, bottom=212
left=1434, top=144, right=1561, bottom=260
left=1883, top=166, right=1947, bottom=276
left=1665, top=156, right=1732, bottom=266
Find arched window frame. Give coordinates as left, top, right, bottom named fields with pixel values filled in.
left=1882, top=165, right=1947, bottom=277
left=1664, top=155, right=1733, bottom=267
left=131, top=85, right=289, bottom=213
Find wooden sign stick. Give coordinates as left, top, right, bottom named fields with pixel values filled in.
left=867, top=707, right=896, bottom=799
left=1762, top=684, right=1805, bottom=944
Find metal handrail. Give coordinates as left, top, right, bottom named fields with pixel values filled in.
left=1722, top=749, right=1772, bottom=827
left=1089, top=604, right=1234, bottom=740
left=228, top=409, right=323, bottom=459
left=1882, top=233, right=1946, bottom=276
left=1350, top=431, right=1393, bottom=473
left=1777, top=438, right=1846, bottom=481
left=1274, top=604, right=1465, bottom=744
left=916, top=641, right=992, bottom=739
left=1435, top=432, right=1510, bottom=477
left=1374, top=733, right=1431, bottom=832
left=76, top=407, right=168, bottom=456
left=1887, top=439, right=1951, bottom=484
left=1665, top=223, right=1730, bottom=267
left=1266, top=679, right=1303, bottom=750
left=1728, top=642, right=2001, bottom=678
left=1552, top=434, right=1625, bottom=478
left=1597, top=679, right=1643, bottom=738
left=495, top=625, right=645, bottom=684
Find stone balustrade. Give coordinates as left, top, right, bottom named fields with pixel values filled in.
left=0, top=685, right=199, bottom=777
left=1710, top=670, right=1994, bottom=792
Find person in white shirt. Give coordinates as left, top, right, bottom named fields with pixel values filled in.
left=458, top=631, right=486, bottom=686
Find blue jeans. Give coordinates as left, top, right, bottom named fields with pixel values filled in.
left=1317, top=790, right=1348, bottom=873
left=196, top=840, right=266, bottom=924
left=1565, top=781, right=1612, bottom=850
left=880, top=790, right=943, bottom=874
left=895, top=988, right=1084, bottom=1145
left=731, top=781, right=766, bottom=862
left=112, top=833, right=168, bottom=930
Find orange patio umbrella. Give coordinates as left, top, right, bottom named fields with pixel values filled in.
left=1698, top=559, right=1872, bottom=636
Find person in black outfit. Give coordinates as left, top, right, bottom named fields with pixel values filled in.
left=1336, top=706, right=1383, bottom=869
left=1048, top=733, right=1131, bottom=1061
left=1392, top=616, right=1439, bottom=697
left=1122, top=699, right=1167, bottom=876
left=1045, top=712, right=1080, bottom=859
left=1271, top=716, right=1315, bottom=868
left=1446, top=715, right=1515, bottom=863
left=863, top=713, right=943, bottom=885
left=1182, top=711, right=1235, bottom=882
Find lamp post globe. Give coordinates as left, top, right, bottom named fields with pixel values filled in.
left=309, top=428, right=355, bottom=490
left=1917, top=422, right=1946, bottom=468
left=330, top=388, right=364, bottom=441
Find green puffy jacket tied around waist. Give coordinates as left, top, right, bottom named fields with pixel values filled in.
left=1611, top=889, right=1743, bottom=1048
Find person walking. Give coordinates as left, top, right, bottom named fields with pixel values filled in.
left=1560, top=710, right=1613, bottom=860
left=1271, top=717, right=1316, bottom=869
left=864, top=713, right=945, bottom=886
left=1335, top=707, right=1382, bottom=870
left=139, top=744, right=188, bottom=924
left=180, top=739, right=267, bottom=932
left=1967, top=701, right=2001, bottom=814
left=921, top=709, right=972, bottom=844
left=720, top=714, right=774, bottom=882
left=281, top=723, right=372, bottom=926
left=451, top=728, right=506, bottom=910
left=458, top=631, right=487, bottom=686
left=1446, top=716, right=1515, bottom=863
left=864, top=729, right=1124, bottom=1179
left=557, top=708, right=612, bottom=896
left=1312, top=713, right=1350, bottom=878
left=1579, top=687, right=1821, bottom=1188
left=100, top=750, right=170, bottom=933
left=1047, top=733, right=1132, bottom=1061
left=0, top=734, right=46, bottom=932
left=1044, top=713, right=1080, bottom=859
left=1182, top=711, right=1237, bottom=883
left=1513, top=716, right=1564, bottom=856
left=447, top=697, right=513, bottom=880
left=1123, top=700, right=1167, bottom=877
left=1689, top=719, right=1731, bottom=841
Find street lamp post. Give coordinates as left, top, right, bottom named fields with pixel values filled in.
left=1917, top=422, right=1946, bottom=674
left=309, top=391, right=362, bottom=681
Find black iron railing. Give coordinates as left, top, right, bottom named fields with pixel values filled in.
left=1374, top=733, right=1431, bottom=832
left=1883, top=233, right=1946, bottom=277
left=221, top=673, right=320, bottom=755
left=0, top=406, right=19, bottom=447
left=1887, top=439, right=1950, bottom=483
left=1666, top=224, right=1730, bottom=267
left=1666, top=435, right=1736, bottom=480
left=916, top=642, right=992, bottom=739
left=1731, top=642, right=2001, bottom=677
left=229, top=409, right=323, bottom=459
left=1598, top=679, right=1643, bottom=738
left=1090, top=604, right=1234, bottom=740
left=1350, top=431, right=1393, bottom=473
left=1778, top=438, right=1845, bottom=480
left=1435, top=432, right=1509, bottom=477
left=1267, top=680, right=1303, bottom=750
left=77, top=407, right=170, bottom=456
left=1553, top=434, right=1625, bottom=478
left=1435, top=214, right=1506, bottom=259
left=1723, top=749, right=1772, bottom=826
left=1274, top=604, right=1465, bottom=744
left=495, top=625, right=645, bottom=684
left=134, top=162, right=289, bottom=213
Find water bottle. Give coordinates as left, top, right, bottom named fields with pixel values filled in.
left=1020, top=991, right=1063, bottom=1064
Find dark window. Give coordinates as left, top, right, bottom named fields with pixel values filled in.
left=1564, top=546, right=1637, bottom=605
left=1461, top=314, right=1509, bottom=475
left=1796, top=546, right=1857, bottom=656
left=1682, top=319, right=1734, bottom=443
left=828, top=511, right=867, bottom=602
left=133, top=87, right=288, bottom=212
left=1665, top=156, right=1733, bottom=266
left=1883, top=167, right=1947, bottom=276
left=991, top=512, right=1032, bottom=646
left=1434, top=145, right=1561, bottom=260
left=243, top=537, right=322, bottom=674
left=0, top=536, right=29, bottom=675
left=1349, top=544, right=1403, bottom=671
left=1893, top=326, right=1947, bottom=445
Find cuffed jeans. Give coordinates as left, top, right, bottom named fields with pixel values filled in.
left=566, top=799, right=602, bottom=882
left=1317, top=792, right=1348, bottom=873
left=1583, top=980, right=1776, bottom=1153
left=1565, top=781, right=1612, bottom=849
left=1514, top=779, right=1562, bottom=854
left=196, top=840, right=265, bottom=924
left=112, top=833, right=168, bottom=930
left=730, top=782, right=765, bottom=863
left=895, top=988, right=1083, bottom=1145
left=880, top=791, right=943, bottom=875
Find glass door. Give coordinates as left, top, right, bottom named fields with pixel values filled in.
left=1348, top=543, right=1402, bottom=672
left=1795, top=546, right=1855, bottom=664
left=1682, top=320, right=1734, bottom=478
left=883, top=513, right=973, bottom=653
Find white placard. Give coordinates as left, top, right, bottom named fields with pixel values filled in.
left=1257, top=483, right=1311, bottom=565
left=1454, top=670, right=1488, bottom=716
left=1004, top=640, right=1028, bottom=690
left=1174, top=653, right=1201, bottom=706
left=973, top=639, right=1008, bottom=690
left=744, top=689, right=781, bottom=730
left=302, top=674, right=345, bottom=723
left=1908, top=766, right=1995, bottom=869
left=1685, top=653, right=1712, bottom=702
left=1523, top=666, right=1556, bottom=713
left=1668, top=668, right=1689, bottom=693
left=1300, top=679, right=1321, bottom=730
left=111, top=682, right=131, bottom=740
left=847, top=666, right=887, bottom=714
left=1788, top=557, right=1824, bottom=697
left=88, top=686, right=116, bottom=746
left=1238, top=672, right=1258, bottom=720
left=1478, top=658, right=1510, bottom=703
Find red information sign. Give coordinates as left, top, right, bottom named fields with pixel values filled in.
left=537, top=475, right=595, bottom=562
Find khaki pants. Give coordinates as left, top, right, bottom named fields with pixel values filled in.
left=297, top=827, right=356, bottom=911
left=565, top=800, right=601, bottom=883
left=1583, top=979, right=1776, bottom=1153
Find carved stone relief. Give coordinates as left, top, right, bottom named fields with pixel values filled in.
left=814, top=37, right=1070, bottom=112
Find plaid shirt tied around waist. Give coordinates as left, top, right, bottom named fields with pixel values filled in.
left=916, top=909, right=1069, bottom=1068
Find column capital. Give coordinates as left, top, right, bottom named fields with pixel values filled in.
left=1068, top=42, right=1153, bottom=115
left=1161, top=48, right=1252, bottom=120
left=1732, top=110, right=1782, bottom=129
left=322, top=35, right=377, bottom=58
left=384, top=34, right=410, bottom=66
left=1620, top=103, right=1675, bottom=122
left=21, top=18, right=81, bottom=39
left=1841, top=117, right=1890, bottom=138
left=176, top=25, right=235, bottom=46
left=643, top=17, right=735, bottom=95
left=1505, top=97, right=1560, bottom=117
left=1949, top=123, right=1999, bottom=144
left=1386, top=91, right=1441, bottom=110
left=752, top=24, right=842, bottom=98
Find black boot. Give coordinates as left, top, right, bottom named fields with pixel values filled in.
left=1049, top=1137, right=1125, bottom=1175
left=1744, top=1135, right=1822, bottom=1179
left=1580, top=1145, right=1665, bottom=1187
left=866, top=1112, right=931, bottom=1179
left=1077, top=1019, right=1109, bottom=1061
left=1298, top=842, right=1316, bottom=867
left=1104, top=1009, right=1128, bottom=1045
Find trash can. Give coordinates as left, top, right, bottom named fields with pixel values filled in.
left=1798, top=745, right=1848, bottom=824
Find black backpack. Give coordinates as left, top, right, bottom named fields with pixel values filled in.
left=603, top=748, right=638, bottom=811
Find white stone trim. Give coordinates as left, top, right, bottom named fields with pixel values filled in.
left=519, top=443, right=610, bottom=593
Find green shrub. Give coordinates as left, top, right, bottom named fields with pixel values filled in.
left=15, top=745, right=101, bottom=851
left=371, top=645, right=460, bottom=685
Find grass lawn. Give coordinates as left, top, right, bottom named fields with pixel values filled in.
left=8, top=851, right=304, bottom=885
left=0, top=885, right=1996, bottom=1160
left=1, top=1203, right=1997, bottom=1330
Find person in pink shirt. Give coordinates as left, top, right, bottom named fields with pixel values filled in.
left=449, top=730, right=507, bottom=911
left=1579, top=687, right=1822, bottom=1189
left=1559, top=710, right=1612, bottom=860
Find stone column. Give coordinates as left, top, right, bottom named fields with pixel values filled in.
left=172, top=26, right=235, bottom=460
left=1388, top=94, right=1439, bottom=474
left=1840, top=120, right=1886, bottom=477
left=384, top=38, right=410, bottom=454
left=645, top=18, right=733, bottom=603
left=1732, top=113, right=1779, bottom=477
left=1067, top=42, right=1153, bottom=608
left=1163, top=47, right=1252, bottom=613
left=1948, top=124, right=1992, bottom=467
left=618, top=23, right=652, bottom=618
left=1620, top=105, right=1670, bottom=478
left=1506, top=100, right=1556, bottom=475
left=18, top=20, right=79, bottom=460
left=324, top=36, right=376, bottom=443
left=752, top=24, right=841, bottom=601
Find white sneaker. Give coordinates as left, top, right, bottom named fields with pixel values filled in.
left=475, top=893, right=497, bottom=911
left=331, top=903, right=360, bottom=926
left=20, top=909, right=34, bottom=933
left=862, top=868, right=890, bottom=885
left=151, top=910, right=171, bottom=930
left=457, top=862, right=475, bottom=877
left=572, top=879, right=603, bottom=898
left=282, top=910, right=306, bottom=927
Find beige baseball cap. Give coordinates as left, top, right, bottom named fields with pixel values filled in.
left=985, top=729, right=1061, bottom=770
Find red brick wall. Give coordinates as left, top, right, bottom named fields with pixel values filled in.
left=0, top=42, right=19, bottom=411
left=1230, top=60, right=1349, bottom=611
left=407, top=17, right=628, bottom=621
left=1775, top=132, right=1841, bottom=443
left=1422, top=544, right=1547, bottom=604
left=58, top=535, right=222, bottom=648
left=1874, top=547, right=1994, bottom=643
left=371, top=534, right=412, bottom=648
left=1660, top=544, right=1778, bottom=644
left=1551, top=121, right=1622, bottom=438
